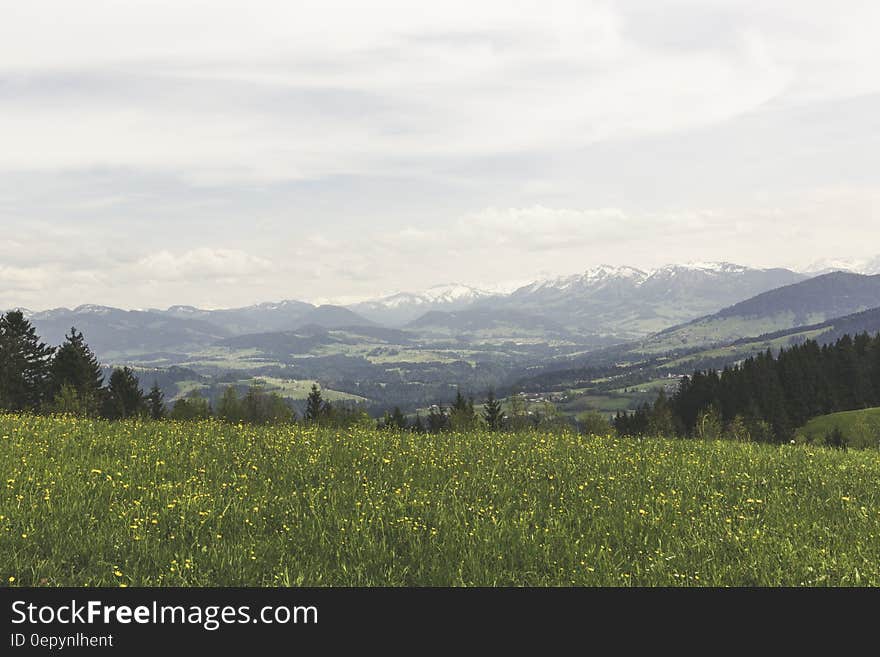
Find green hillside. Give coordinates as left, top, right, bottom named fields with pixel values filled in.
left=798, top=407, right=880, bottom=449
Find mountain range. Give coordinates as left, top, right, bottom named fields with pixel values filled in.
left=13, top=261, right=807, bottom=354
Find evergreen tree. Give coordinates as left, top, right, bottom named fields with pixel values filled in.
left=449, top=389, right=478, bottom=430
left=0, top=310, right=55, bottom=411
left=483, top=390, right=503, bottom=430
left=305, top=383, right=327, bottom=422
left=388, top=406, right=407, bottom=430
left=49, top=327, right=103, bottom=415
left=147, top=381, right=165, bottom=420
left=426, top=404, right=448, bottom=433
left=411, top=414, right=425, bottom=433
left=104, top=367, right=146, bottom=419
left=169, top=390, right=212, bottom=421
left=217, top=385, right=242, bottom=423
left=506, top=393, right=530, bottom=432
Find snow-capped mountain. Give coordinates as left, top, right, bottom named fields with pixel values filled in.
left=804, top=256, right=880, bottom=276
left=348, top=284, right=495, bottom=326
left=513, top=265, right=649, bottom=295
left=466, top=262, right=806, bottom=338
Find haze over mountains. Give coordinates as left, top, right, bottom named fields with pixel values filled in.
left=635, top=271, right=880, bottom=355
left=10, top=260, right=880, bottom=371
left=11, top=259, right=880, bottom=413
left=14, top=261, right=806, bottom=352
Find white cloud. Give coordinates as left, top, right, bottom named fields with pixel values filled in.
left=1, top=1, right=877, bottom=183
left=1, top=2, right=879, bottom=308
left=136, top=248, right=273, bottom=281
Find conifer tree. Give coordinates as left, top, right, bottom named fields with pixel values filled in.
left=147, top=381, right=165, bottom=420
left=217, top=385, right=242, bottom=423
left=483, top=390, right=503, bottom=430
left=49, top=327, right=103, bottom=415
left=305, top=383, right=326, bottom=422
left=0, top=310, right=54, bottom=411
left=411, top=414, right=425, bottom=433
left=104, top=367, right=146, bottom=419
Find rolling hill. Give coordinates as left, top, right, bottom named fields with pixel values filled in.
left=637, top=272, right=880, bottom=354
left=28, top=306, right=230, bottom=358
left=161, top=299, right=314, bottom=335
left=406, top=308, right=572, bottom=340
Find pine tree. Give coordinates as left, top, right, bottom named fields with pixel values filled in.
left=147, top=381, right=165, bottom=420
left=411, top=414, right=425, bottom=433
left=389, top=406, right=407, bottom=430
left=483, top=390, right=503, bottom=430
left=49, top=327, right=103, bottom=415
left=0, top=310, right=55, bottom=411
left=217, top=385, right=242, bottom=423
left=104, top=367, right=146, bottom=419
left=305, top=383, right=326, bottom=422
left=426, top=405, right=447, bottom=433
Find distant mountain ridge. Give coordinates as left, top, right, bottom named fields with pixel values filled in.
left=469, top=262, right=806, bottom=339
left=637, top=271, right=880, bottom=354
left=349, top=283, right=495, bottom=325
left=8, top=260, right=816, bottom=357
left=803, top=256, right=880, bottom=276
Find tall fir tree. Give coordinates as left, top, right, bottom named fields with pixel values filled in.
left=305, top=383, right=326, bottom=422
left=147, top=381, right=165, bottom=420
left=104, top=367, right=146, bottom=419
left=49, top=327, right=103, bottom=415
left=483, top=390, right=503, bottom=430
left=0, top=310, right=55, bottom=411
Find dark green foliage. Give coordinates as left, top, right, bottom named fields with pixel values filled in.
left=169, top=391, right=212, bottom=421
left=577, top=410, right=612, bottom=436
left=380, top=406, right=407, bottom=430
left=426, top=405, right=449, bottom=433
left=0, top=311, right=55, bottom=411
left=104, top=367, right=147, bottom=419
left=147, top=382, right=165, bottom=420
left=665, top=332, right=880, bottom=443
left=49, top=327, right=103, bottom=415
left=824, top=427, right=848, bottom=450
left=411, top=414, right=425, bottom=433
left=241, top=385, right=295, bottom=424
left=449, top=390, right=478, bottom=430
left=216, top=385, right=242, bottom=423
left=483, top=390, right=503, bottom=430
left=305, top=384, right=330, bottom=422
left=216, top=384, right=295, bottom=425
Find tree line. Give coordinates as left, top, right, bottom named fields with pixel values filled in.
left=0, top=310, right=365, bottom=426
left=614, top=333, right=880, bottom=444
left=0, top=310, right=605, bottom=433
left=0, top=310, right=156, bottom=419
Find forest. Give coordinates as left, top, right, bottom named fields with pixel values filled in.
left=5, top=307, right=880, bottom=446
left=615, top=333, right=880, bottom=445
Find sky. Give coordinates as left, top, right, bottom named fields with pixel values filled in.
left=2, top=0, right=880, bottom=310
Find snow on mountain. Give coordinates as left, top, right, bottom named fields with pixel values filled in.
left=72, top=304, right=116, bottom=315
left=349, top=284, right=494, bottom=325
left=647, top=262, right=750, bottom=278
left=360, top=284, right=492, bottom=309
left=518, top=262, right=755, bottom=294
left=804, top=257, right=880, bottom=276
left=516, top=265, right=649, bottom=294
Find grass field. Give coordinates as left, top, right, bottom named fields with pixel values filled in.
left=798, top=407, right=880, bottom=449
left=3, top=414, right=880, bottom=586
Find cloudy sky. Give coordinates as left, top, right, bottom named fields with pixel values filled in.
left=2, top=0, right=879, bottom=310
